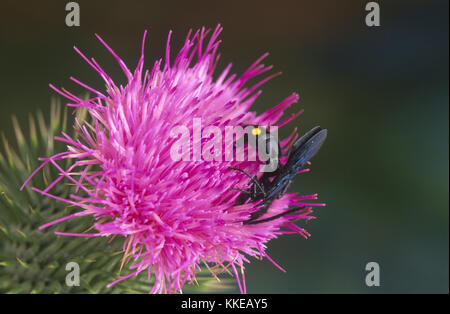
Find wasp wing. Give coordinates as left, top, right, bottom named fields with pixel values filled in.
left=263, top=127, right=327, bottom=200
left=285, top=127, right=327, bottom=173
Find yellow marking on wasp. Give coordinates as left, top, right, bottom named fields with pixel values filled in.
left=252, top=127, right=261, bottom=136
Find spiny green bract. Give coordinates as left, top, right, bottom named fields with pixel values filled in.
left=0, top=100, right=232, bottom=294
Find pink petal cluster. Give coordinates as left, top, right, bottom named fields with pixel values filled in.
left=22, top=25, right=324, bottom=293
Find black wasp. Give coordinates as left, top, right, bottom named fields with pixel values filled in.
left=230, top=126, right=327, bottom=225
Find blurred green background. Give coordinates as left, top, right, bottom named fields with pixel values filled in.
left=0, top=0, right=448, bottom=293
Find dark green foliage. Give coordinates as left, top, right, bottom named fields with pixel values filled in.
left=0, top=101, right=228, bottom=293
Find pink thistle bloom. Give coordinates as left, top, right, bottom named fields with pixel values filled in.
left=22, top=25, right=325, bottom=293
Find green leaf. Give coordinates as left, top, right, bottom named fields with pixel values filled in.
left=0, top=99, right=232, bottom=294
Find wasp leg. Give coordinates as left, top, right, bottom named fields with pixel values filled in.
left=277, top=180, right=292, bottom=199
left=228, top=187, right=250, bottom=194
left=243, top=206, right=307, bottom=225
left=229, top=187, right=253, bottom=205
left=228, top=167, right=266, bottom=197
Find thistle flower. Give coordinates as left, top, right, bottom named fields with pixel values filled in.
left=22, top=25, right=325, bottom=293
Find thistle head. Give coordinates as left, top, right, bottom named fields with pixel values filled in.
left=22, top=25, right=325, bottom=293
